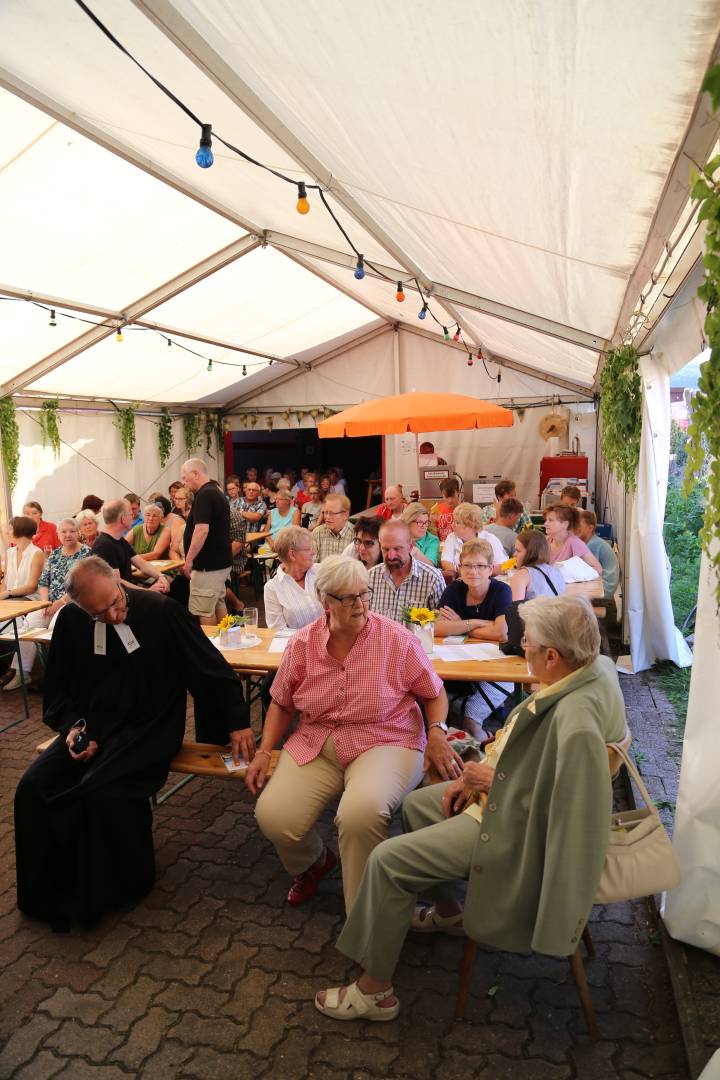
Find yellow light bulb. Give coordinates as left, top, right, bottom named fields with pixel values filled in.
left=116, top=329, right=123, bottom=343
left=296, top=181, right=310, bottom=215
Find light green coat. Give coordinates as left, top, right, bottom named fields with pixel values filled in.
left=463, top=655, right=626, bottom=956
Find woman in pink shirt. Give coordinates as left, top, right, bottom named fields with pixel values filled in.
left=245, top=555, right=462, bottom=913
left=544, top=505, right=602, bottom=574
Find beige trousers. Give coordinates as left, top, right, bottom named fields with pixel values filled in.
left=255, top=736, right=425, bottom=910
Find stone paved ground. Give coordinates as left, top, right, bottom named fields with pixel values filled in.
left=624, top=669, right=720, bottom=1075
left=0, top=683, right=692, bottom=1080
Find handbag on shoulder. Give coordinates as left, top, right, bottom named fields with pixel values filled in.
left=595, top=742, right=682, bottom=903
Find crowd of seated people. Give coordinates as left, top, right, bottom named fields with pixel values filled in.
left=12, top=457, right=628, bottom=1041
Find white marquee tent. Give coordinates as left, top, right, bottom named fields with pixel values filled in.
left=1, top=0, right=720, bottom=950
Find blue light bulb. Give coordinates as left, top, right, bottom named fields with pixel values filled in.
left=418, top=305, right=427, bottom=320
left=195, top=123, right=214, bottom=168
left=354, top=254, right=365, bottom=280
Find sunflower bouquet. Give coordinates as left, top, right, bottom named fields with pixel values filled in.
left=500, top=556, right=517, bottom=573
left=401, top=606, right=439, bottom=627
left=213, top=613, right=248, bottom=637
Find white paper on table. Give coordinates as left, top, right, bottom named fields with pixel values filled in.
left=268, top=637, right=290, bottom=653
left=442, top=635, right=466, bottom=645
left=557, top=556, right=599, bottom=583
left=433, top=643, right=506, bottom=662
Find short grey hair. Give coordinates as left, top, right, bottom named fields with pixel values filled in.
left=401, top=502, right=430, bottom=525
left=65, top=555, right=116, bottom=600
left=275, top=525, right=312, bottom=564
left=75, top=509, right=101, bottom=526
left=519, top=595, right=600, bottom=666
left=59, top=517, right=79, bottom=530
left=314, top=554, right=368, bottom=602
left=102, top=499, right=129, bottom=525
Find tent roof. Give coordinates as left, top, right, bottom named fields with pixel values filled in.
left=1, top=0, right=719, bottom=406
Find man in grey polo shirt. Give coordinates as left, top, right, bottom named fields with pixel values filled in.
left=368, top=521, right=444, bottom=623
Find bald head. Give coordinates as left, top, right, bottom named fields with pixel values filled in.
left=384, top=485, right=405, bottom=513
left=180, top=458, right=209, bottom=493
left=102, top=499, right=130, bottom=525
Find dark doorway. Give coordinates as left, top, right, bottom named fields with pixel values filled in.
left=226, top=429, right=382, bottom=514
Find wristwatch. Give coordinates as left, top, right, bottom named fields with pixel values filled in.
left=428, top=721, right=448, bottom=734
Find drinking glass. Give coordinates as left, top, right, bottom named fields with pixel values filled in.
left=242, top=607, right=259, bottom=644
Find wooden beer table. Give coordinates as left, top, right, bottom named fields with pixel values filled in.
left=0, top=599, right=51, bottom=729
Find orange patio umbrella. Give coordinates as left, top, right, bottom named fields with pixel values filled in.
left=317, top=392, right=513, bottom=438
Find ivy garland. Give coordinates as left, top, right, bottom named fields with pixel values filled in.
left=203, top=411, right=217, bottom=457
left=0, top=397, right=20, bottom=493
left=39, top=398, right=62, bottom=458
left=114, top=404, right=138, bottom=460
left=599, top=344, right=642, bottom=491
left=183, top=413, right=201, bottom=457
left=687, top=63, right=720, bottom=604
left=158, top=408, right=174, bottom=469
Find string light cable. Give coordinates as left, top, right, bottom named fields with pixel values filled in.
left=71, top=0, right=481, bottom=348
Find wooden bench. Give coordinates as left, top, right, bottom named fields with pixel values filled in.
left=35, top=736, right=279, bottom=805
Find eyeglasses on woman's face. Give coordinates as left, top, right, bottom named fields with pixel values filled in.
left=520, top=634, right=548, bottom=651
left=354, top=537, right=378, bottom=548
left=460, top=561, right=490, bottom=573
left=326, top=590, right=371, bottom=608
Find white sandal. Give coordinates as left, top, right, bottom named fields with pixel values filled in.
left=314, top=981, right=400, bottom=1021
left=410, top=904, right=465, bottom=935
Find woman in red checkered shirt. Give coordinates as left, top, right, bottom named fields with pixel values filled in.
left=244, top=556, right=463, bottom=912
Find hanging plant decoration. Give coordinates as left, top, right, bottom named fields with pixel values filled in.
left=295, top=410, right=305, bottom=424
left=266, top=415, right=274, bottom=431
left=39, top=398, right=62, bottom=458
left=687, top=71, right=720, bottom=604
left=203, top=412, right=217, bottom=457
left=599, top=344, right=642, bottom=491
left=0, top=396, right=20, bottom=492
left=158, top=407, right=174, bottom=469
left=114, top=403, right=139, bottom=460
left=183, top=413, right=201, bottom=457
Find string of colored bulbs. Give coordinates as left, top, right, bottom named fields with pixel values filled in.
left=72, top=0, right=502, bottom=383
left=0, top=295, right=281, bottom=379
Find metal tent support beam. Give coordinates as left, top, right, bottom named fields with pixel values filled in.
left=0, top=235, right=262, bottom=397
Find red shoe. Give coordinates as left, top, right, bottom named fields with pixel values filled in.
left=287, top=847, right=337, bottom=907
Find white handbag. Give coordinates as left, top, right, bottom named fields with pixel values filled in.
left=595, top=742, right=682, bottom=903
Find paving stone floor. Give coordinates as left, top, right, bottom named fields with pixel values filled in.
left=0, top=683, right=692, bottom=1080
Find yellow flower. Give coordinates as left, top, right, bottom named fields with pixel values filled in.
left=500, top=557, right=517, bottom=572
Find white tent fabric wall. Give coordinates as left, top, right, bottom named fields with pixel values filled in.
left=13, top=410, right=216, bottom=524
left=662, top=543, right=720, bottom=956
left=627, top=351, right=693, bottom=672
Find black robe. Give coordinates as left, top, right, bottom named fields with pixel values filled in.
left=14, top=588, right=249, bottom=928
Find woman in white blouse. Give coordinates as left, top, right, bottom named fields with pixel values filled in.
left=264, top=526, right=323, bottom=630
left=440, top=502, right=505, bottom=584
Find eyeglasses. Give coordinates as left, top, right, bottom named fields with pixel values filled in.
left=324, top=510, right=347, bottom=517
left=520, top=635, right=548, bottom=651
left=460, top=562, right=491, bottom=572
left=326, top=590, right=371, bottom=608
left=413, top=519, right=429, bottom=527
left=83, top=586, right=128, bottom=621
left=354, top=537, right=378, bottom=548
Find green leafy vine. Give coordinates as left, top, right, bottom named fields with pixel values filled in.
left=687, top=64, right=720, bottom=604
left=599, top=344, right=642, bottom=491
left=183, top=413, right=201, bottom=457
left=158, top=408, right=174, bottom=469
left=114, top=403, right=138, bottom=460
left=0, top=397, right=20, bottom=492
left=39, top=398, right=62, bottom=458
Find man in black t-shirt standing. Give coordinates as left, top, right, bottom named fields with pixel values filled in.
left=180, top=458, right=232, bottom=625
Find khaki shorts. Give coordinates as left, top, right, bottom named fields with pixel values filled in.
left=189, top=567, right=231, bottom=618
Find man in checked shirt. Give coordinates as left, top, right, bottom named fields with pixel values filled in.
left=367, top=521, right=444, bottom=624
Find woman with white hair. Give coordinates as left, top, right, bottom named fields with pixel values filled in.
left=314, top=594, right=627, bottom=1021
left=440, top=502, right=505, bottom=583
left=264, top=526, right=323, bottom=630
left=244, top=555, right=462, bottom=913
left=2, top=518, right=90, bottom=691
left=75, top=509, right=101, bottom=548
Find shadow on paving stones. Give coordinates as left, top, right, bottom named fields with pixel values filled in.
left=0, top=690, right=691, bottom=1080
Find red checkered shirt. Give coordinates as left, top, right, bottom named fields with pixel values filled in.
left=270, top=611, right=444, bottom=767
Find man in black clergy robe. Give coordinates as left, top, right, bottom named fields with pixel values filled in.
left=14, top=556, right=255, bottom=931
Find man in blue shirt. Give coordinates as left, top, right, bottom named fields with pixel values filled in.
left=124, top=492, right=143, bottom=528
left=577, top=511, right=620, bottom=629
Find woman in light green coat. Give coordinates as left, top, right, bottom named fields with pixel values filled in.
left=315, top=594, right=627, bottom=1021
